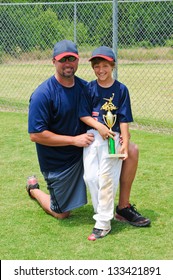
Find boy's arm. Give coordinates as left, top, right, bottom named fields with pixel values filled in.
left=80, top=116, right=115, bottom=140
left=119, top=122, right=129, bottom=160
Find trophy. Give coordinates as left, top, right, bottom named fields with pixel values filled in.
left=101, top=93, right=125, bottom=158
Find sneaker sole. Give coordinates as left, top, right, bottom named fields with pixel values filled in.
left=115, top=214, right=151, bottom=227
left=26, top=183, right=40, bottom=199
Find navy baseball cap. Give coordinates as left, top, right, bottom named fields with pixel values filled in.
left=89, top=46, right=115, bottom=62
left=53, top=40, right=79, bottom=61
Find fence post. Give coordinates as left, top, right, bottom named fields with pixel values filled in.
left=113, top=0, right=118, bottom=80
left=74, top=3, right=77, bottom=43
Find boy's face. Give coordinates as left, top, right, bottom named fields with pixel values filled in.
left=93, top=60, right=114, bottom=83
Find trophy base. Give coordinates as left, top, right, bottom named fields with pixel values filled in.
left=106, top=154, right=126, bottom=158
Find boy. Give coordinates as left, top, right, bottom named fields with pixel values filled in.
left=79, top=46, right=133, bottom=240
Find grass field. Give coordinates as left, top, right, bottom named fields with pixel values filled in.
left=0, top=111, right=173, bottom=260
left=0, top=60, right=172, bottom=132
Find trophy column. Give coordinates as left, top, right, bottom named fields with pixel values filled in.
left=101, top=93, right=125, bottom=158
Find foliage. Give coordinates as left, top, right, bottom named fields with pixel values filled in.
left=0, top=1, right=173, bottom=54
left=118, top=1, right=173, bottom=47
left=165, top=38, right=173, bottom=48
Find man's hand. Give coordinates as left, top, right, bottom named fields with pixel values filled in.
left=73, top=133, right=95, bottom=147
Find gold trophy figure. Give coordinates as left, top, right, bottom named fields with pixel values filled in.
left=101, top=93, right=125, bottom=158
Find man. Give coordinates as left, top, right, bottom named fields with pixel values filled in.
left=27, top=40, right=150, bottom=227
left=27, top=40, right=94, bottom=219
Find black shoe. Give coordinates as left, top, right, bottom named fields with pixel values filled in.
left=115, top=204, right=151, bottom=227
left=88, top=228, right=111, bottom=241
left=26, top=175, right=39, bottom=198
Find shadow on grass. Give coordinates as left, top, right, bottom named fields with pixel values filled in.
left=58, top=205, right=159, bottom=236
left=25, top=196, right=159, bottom=238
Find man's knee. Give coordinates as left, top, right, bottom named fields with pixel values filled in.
left=53, top=211, right=70, bottom=219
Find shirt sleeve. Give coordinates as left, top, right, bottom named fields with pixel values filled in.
left=28, top=87, right=51, bottom=133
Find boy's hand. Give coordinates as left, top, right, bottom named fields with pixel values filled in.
left=118, top=145, right=128, bottom=160
left=97, top=123, right=115, bottom=140
left=119, top=132, right=131, bottom=144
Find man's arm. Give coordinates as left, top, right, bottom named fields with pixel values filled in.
left=30, top=130, right=94, bottom=148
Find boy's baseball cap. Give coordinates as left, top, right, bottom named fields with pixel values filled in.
left=53, top=40, right=79, bottom=61
left=89, top=46, right=115, bottom=62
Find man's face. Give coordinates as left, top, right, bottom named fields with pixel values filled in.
left=53, top=56, right=79, bottom=79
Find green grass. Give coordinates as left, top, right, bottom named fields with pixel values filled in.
left=0, top=111, right=173, bottom=260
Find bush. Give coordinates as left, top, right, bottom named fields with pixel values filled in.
left=136, top=41, right=153, bottom=49
left=165, top=39, right=173, bottom=48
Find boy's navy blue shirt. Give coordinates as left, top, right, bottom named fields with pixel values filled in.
left=79, top=79, right=133, bottom=132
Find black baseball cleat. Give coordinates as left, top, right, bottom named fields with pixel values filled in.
left=115, top=204, right=151, bottom=227
left=26, top=175, right=39, bottom=198
left=88, top=228, right=111, bottom=241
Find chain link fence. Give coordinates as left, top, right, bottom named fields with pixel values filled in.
left=0, top=0, right=173, bottom=133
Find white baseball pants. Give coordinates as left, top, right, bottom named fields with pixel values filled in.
left=83, top=129, right=122, bottom=230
